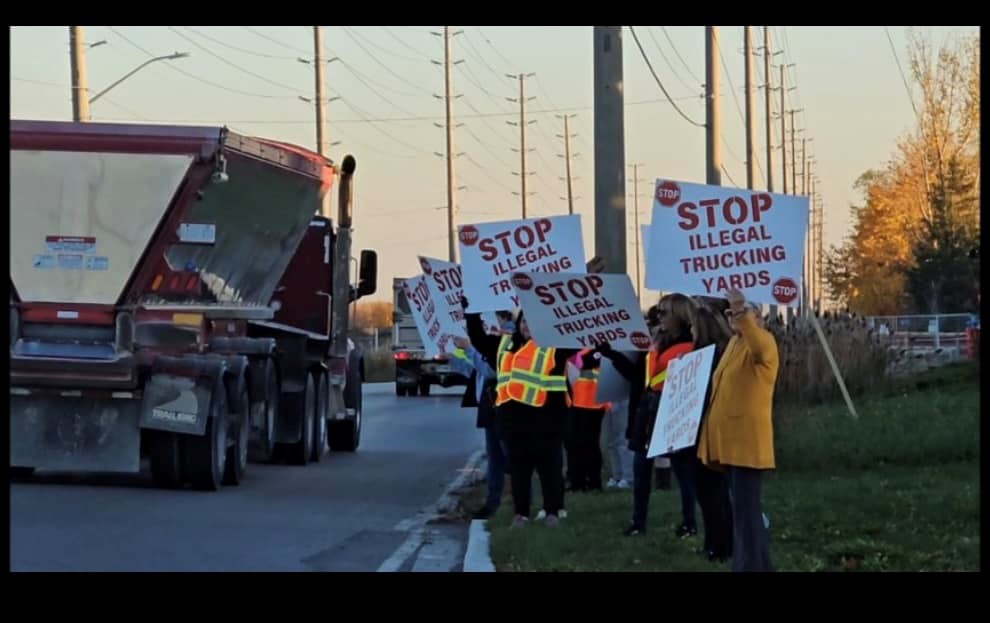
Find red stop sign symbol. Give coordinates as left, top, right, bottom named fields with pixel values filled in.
left=630, top=331, right=651, bottom=349
left=772, top=277, right=799, bottom=305
left=419, top=258, right=432, bottom=274
left=655, top=181, right=681, bottom=207
left=459, top=225, right=479, bottom=246
left=512, top=273, right=534, bottom=290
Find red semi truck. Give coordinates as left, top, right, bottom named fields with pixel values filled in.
left=9, top=120, right=377, bottom=490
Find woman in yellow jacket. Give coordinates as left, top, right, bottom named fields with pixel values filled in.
left=697, top=288, right=779, bottom=572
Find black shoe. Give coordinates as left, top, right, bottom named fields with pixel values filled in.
left=706, top=550, right=729, bottom=564
left=473, top=506, right=495, bottom=520
left=622, top=524, right=646, bottom=536
left=675, top=523, right=698, bottom=538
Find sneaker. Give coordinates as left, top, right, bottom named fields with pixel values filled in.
left=559, top=509, right=568, bottom=519
left=473, top=506, right=495, bottom=520
left=615, top=479, right=631, bottom=490
left=535, top=509, right=547, bottom=521
left=675, top=524, right=698, bottom=538
left=622, top=523, right=645, bottom=536
left=511, top=515, right=529, bottom=528
left=606, top=478, right=619, bottom=489
left=544, top=514, right=561, bottom=528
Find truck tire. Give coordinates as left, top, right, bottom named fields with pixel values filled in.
left=419, top=381, right=431, bottom=396
left=329, top=353, right=362, bottom=452
left=185, top=380, right=228, bottom=491
left=248, top=359, right=279, bottom=463
left=285, top=374, right=316, bottom=466
left=407, top=383, right=419, bottom=397
left=395, top=383, right=406, bottom=397
left=223, top=387, right=250, bottom=486
left=149, top=431, right=184, bottom=488
left=310, top=370, right=328, bottom=463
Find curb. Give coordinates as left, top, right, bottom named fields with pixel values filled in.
left=463, top=519, right=496, bottom=572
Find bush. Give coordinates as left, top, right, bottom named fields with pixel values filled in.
left=363, top=349, right=395, bottom=383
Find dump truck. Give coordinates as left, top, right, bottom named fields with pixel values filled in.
left=391, top=277, right=468, bottom=396
left=9, top=120, right=377, bottom=490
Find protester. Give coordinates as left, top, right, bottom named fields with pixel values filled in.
left=697, top=288, right=779, bottom=571
left=598, top=293, right=695, bottom=536
left=565, top=348, right=609, bottom=492
left=495, top=311, right=576, bottom=528
left=687, top=303, right=734, bottom=562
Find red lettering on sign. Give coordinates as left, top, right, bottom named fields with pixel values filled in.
left=677, top=194, right=776, bottom=231
left=478, top=220, right=554, bottom=261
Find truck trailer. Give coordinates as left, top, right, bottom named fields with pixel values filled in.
left=9, top=120, right=376, bottom=490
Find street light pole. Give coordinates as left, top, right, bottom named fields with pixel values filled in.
left=89, top=52, right=190, bottom=105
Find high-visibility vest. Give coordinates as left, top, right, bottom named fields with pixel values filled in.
left=571, top=349, right=608, bottom=409
left=646, top=342, right=694, bottom=390
left=451, top=348, right=469, bottom=363
left=495, top=336, right=567, bottom=407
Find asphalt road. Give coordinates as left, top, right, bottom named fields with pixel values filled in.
left=10, top=383, right=483, bottom=572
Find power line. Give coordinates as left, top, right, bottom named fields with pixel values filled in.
left=455, top=61, right=513, bottom=106
left=461, top=31, right=514, bottom=86
left=720, top=163, right=740, bottom=187
left=463, top=153, right=516, bottom=193
left=646, top=26, right=698, bottom=94
left=883, top=26, right=920, bottom=117
left=461, top=124, right=515, bottom=169
left=183, top=26, right=298, bottom=60
left=242, top=26, right=309, bottom=55
left=167, top=27, right=306, bottom=94
left=339, top=26, right=434, bottom=95
left=340, top=25, right=424, bottom=63
left=476, top=27, right=516, bottom=69
left=381, top=26, right=432, bottom=59
left=336, top=97, right=433, bottom=156
left=661, top=26, right=703, bottom=84
left=627, top=26, right=706, bottom=128
left=108, top=27, right=296, bottom=100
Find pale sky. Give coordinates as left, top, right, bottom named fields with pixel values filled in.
left=10, top=25, right=979, bottom=302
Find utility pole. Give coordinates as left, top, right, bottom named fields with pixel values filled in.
left=789, top=109, right=803, bottom=195
left=313, top=27, right=328, bottom=159
left=507, top=72, right=536, bottom=219
left=593, top=26, right=627, bottom=276
left=69, top=26, right=91, bottom=122
left=762, top=27, right=779, bottom=193
left=432, top=27, right=463, bottom=261
left=779, top=63, right=795, bottom=193
left=808, top=165, right=816, bottom=309
left=744, top=26, right=757, bottom=190
left=557, top=114, right=578, bottom=215
left=705, top=26, right=722, bottom=186
left=629, top=163, right=644, bottom=301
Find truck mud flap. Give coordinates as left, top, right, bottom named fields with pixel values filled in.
left=139, top=373, right=216, bottom=436
left=10, top=394, right=141, bottom=473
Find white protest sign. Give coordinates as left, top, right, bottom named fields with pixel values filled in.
left=645, top=179, right=809, bottom=307
left=400, top=274, right=456, bottom=358
left=458, top=215, right=586, bottom=313
left=595, top=358, right=631, bottom=404
left=418, top=256, right=501, bottom=336
left=512, top=271, right=652, bottom=351
left=647, top=344, right=716, bottom=458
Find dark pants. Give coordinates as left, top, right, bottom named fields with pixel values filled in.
left=696, top=459, right=733, bottom=559
left=631, top=450, right=655, bottom=529
left=567, top=407, right=606, bottom=491
left=508, top=432, right=564, bottom=518
left=727, top=466, right=772, bottom=572
left=670, top=449, right=699, bottom=529
left=484, top=426, right=508, bottom=511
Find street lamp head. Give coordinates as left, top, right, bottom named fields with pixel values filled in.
left=88, top=40, right=108, bottom=49
left=168, top=52, right=190, bottom=60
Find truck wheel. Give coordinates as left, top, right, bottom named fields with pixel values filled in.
left=185, top=380, right=228, bottom=491
left=248, top=359, right=279, bottom=463
left=330, top=352, right=362, bottom=452
left=419, top=381, right=431, bottom=396
left=149, top=431, right=184, bottom=488
left=223, top=387, right=250, bottom=486
left=310, top=370, right=328, bottom=462
left=407, top=383, right=419, bottom=397
left=286, top=374, right=316, bottom=466
left=395, top=383, right=406, bottom=397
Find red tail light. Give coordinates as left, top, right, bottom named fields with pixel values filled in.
left=394, top=351, right=410, bottom=361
